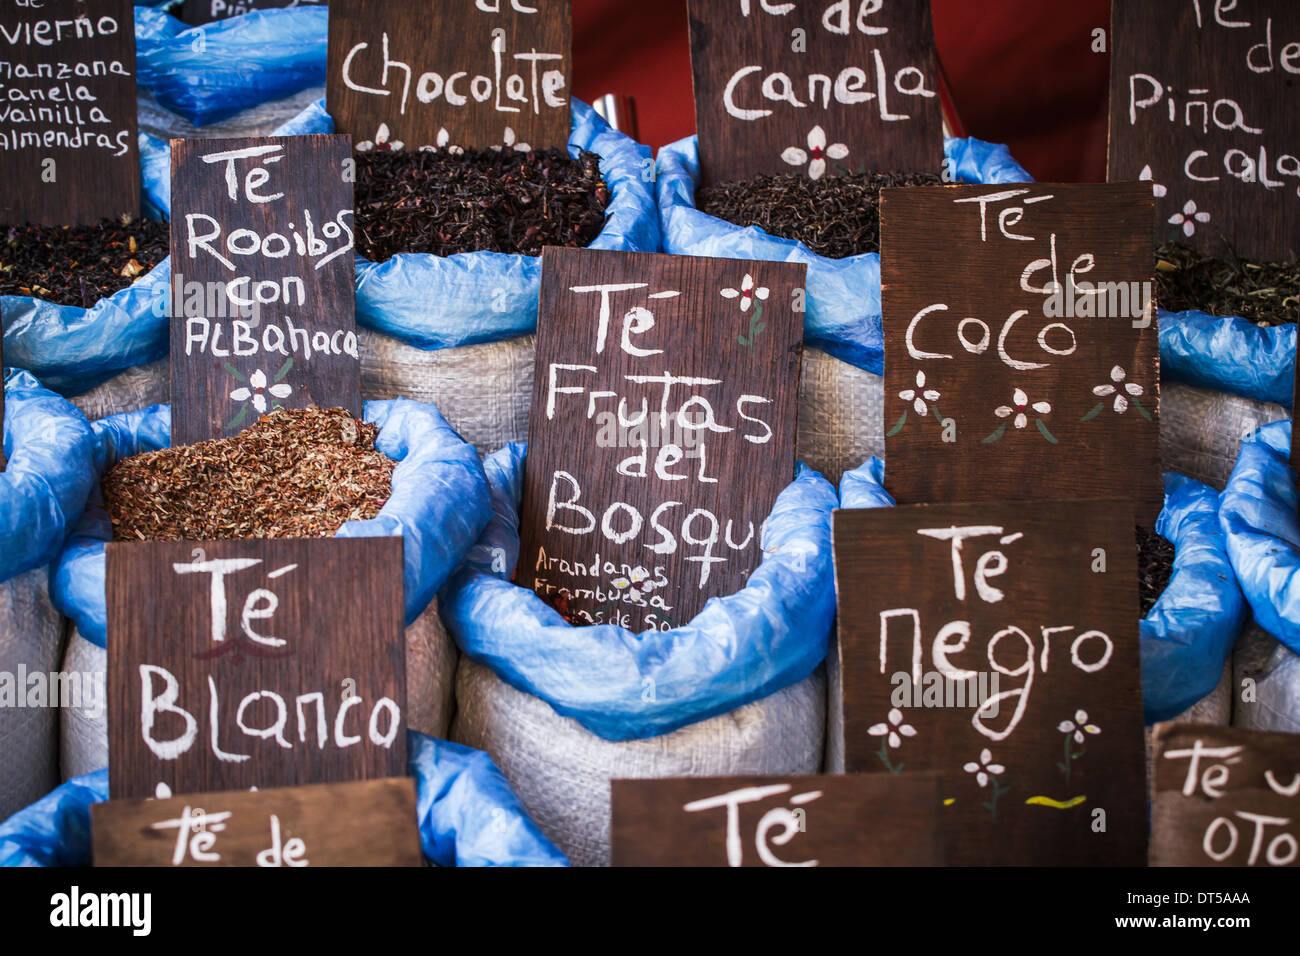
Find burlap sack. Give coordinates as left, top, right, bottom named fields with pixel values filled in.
left=58, top=600, right=456, bottom=782
left=1160, top=383, right=1289, bottom=490
left=67, top=360, right=170, bottom=423
left=1144, top=660, right=1233, bottom=802
left=0, top=568, right=65, bottom=821
left=451, top=657, right=826, bottom=867
left=796, top=349, right=884, bottom=486
left=1232, top=623, right=1300, bottom=733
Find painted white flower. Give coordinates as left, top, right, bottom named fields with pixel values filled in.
left=994, top=388, right=1051, bottom=429
left=720, top=273, right=770, bottom=312
left=230, top=369, right=292, bottom=414
left=420, top=127, right=464, bottom=156
left=1168, top=199, right=1210, bottom=237
left=1057, top=709, right=1101, bottom=744
left=611, top=574, right=644, bottom=602
left=1138, top=165, right=1167, bottom=198
left=867, top=708, right=917, bottom=749
left=1092, top=365, right=1144, bottom=413
left=780, top=125, right=848, bottom=180
left=963, top=748, right=1005, bottom=788
left=898, top=370, right=940, bottom=416
left=356, top=123, right=403, bottom=153
left=490, top=126, right=531, bottom=153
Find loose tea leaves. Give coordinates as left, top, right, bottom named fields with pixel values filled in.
left=0, top=217, right=168, bottom=308
left=354, top=148, right=609, bottom=261
left=1155, top=242, right=1300, bottom=326
left=697, top=170, right=943, bottom=260
left=102, top=407, right=393, bottom=542
left=1137, top=524, right=1175, bottom=616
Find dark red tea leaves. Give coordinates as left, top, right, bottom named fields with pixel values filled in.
left=0, top=216, right=168, bottom=308
left=354, top=148, right=609, bottom=261
left=102, top=407, right=394, bottom=542
left=1155, top=242, right=1300, bottom=326
left=1137, top=524, right=1175, bottom=616
left=697, top=170, right=943, bottom=260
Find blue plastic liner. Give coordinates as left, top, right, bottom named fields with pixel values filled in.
left=837, top=459, right=1245, bottom=724
left=438, top=444, right=837, bottom=742
left=354, top=99, right=660, bottom=351
left=0, top=732, right=567, bottom=867
left=52, top=399, right=491, bottom=647
left=1158, top=309, right=1295, bottom=408
left=1, top=370, right=97, bottom=584
left=1220, top=420, right=1300, bottom=653
left=656, top=136, right=1032, bottom=373
left=135, top=5, right=328, bottom=127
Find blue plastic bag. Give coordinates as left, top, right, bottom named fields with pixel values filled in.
left=135, top=5, right=328, bottom=127
left=1, top=370, right=97, bottom=583
left=1219, top=420, right=1300, bottom=653
left=438, top=444, right=837, bottom=742
left=52, top=399, right=491, bottom=647
left=655, top=136, right=1031, bottom=373
left=0, top=732, right=566, bottom=867
left=1158, top=309, right=1295, bottom=408
left=837, top=459, right=1245, bottom=724
left=354, top=99, right=660, bottom=351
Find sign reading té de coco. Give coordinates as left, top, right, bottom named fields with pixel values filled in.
left=106, top=537, right=407, bottom=801
left=1108, top=0, right=1300, bottom=260
left=0, top=0, right=140, bottom=225
left=832, top=499, right=1147, bottom=866
left=168, top=135, right=359, bottom=446
left=686, top=0, right=943, bottom=187
left=327, top=0, right=571, bottom=154
left=880, top=182, right=1161, bottom=514
left=517, top=247, right=804, bottom=631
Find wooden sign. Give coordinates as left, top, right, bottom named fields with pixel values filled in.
left=1152, top=724, right=1299, bottom=867
left=610, top=773, right=943, bottom=867
left=92, top=777, right=422, bottom=867
left=833, top=499, right=1147, bottom=866
left=686, top=0, right=943, bottom=188
left=168, top=135, right=359, bottom=446
left=327, top=0, right=571, bottom=153
left=179, top=0, right=326, bottom=25
left=1108, top=0, right=1300, bottom=260
left=881, top=183, right=1161, bottom=515
left=106, top=537, right=407, bottom=801
left=0, top=0, right=140, bottom=225
left=518, top=247, right=804, bottom=630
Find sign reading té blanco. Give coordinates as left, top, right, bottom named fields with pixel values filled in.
left=833, top=500, right=1147, bottom=866
left=168, top=135, right=359, bottom=446
left=610, top=773, right=942, bottom=867
left=880, top=182, right=1161, bottom=514
left=1152, top=724, right=1300, bottom=867
left=327, top=0, right=571, bottom=153
left=92, top=777, right=422, bottom=867
left=106, top=538, right=407, bottom=801
left=1108, top=0, right=1300, bottom=260
left=517, top=247, right=804, bottom=631
left=686, top=0, right=943, bottom=187
left=0, top=0, right=139, bottom=224
left=179, top=0, right=326, bottom=26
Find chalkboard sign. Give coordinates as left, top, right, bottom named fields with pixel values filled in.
left=179, top=0, right=325, bottom=25
left=881, top=183, right=1161, bottom=516
left=1152, top=724, right=1299, bottom=867
left=327, top=0, right=572, bottom=154
left=92, top=777, right=422, bottom=867
left=610, top=773, right=943, bottom=867
left=168, top=135, right=360, bottom=446
left=0, top=0, right=139, bottom=225
left=833, top=499, right=1147, bottom=866
left=686, top=0, right=943, bottom=188
left=517, top=247, right=804, bottom=630
left=1108, top=0, right=1300, bottom=260
left=106, top=537, right=407, bottom=801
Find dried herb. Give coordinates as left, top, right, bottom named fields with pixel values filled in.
left=697, top=170, right=943, bottom=260
left=0, top=216, right=168, bottom=308
left=1155, top=242, right=1300, bottom=326
left=102, top=407, right=393, bottom=542
left=354, top=148, right=609, bottom=261
left=1137, top=524, right=1175, bottom=616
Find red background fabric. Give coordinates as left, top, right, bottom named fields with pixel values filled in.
left=571, top=0, right=1112, bottom=183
